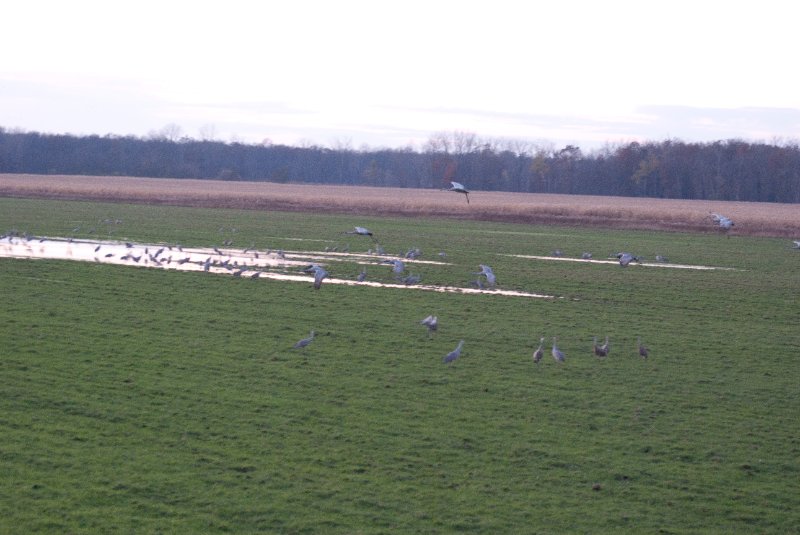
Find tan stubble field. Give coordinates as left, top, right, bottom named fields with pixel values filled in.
left=1, top=173, right=798, bottom=237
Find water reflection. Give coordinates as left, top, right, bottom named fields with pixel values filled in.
left=1, top=236, right=556, bottom=298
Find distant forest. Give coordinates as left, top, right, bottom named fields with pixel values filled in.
left=1, top=127, right=799, bottom=203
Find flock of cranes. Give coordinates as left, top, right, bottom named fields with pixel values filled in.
left=9, top=198, right=794, bottom=368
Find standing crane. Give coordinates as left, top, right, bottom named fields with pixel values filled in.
left=532, top=337, right=545, bottom=364
left=551, top=337, right=565, bottom=362
left=293, top=330, right=316, bottom=349
left=637, top=337, right=649, bottom=359
left=443, top=340, right=464, bottom=363
left=593, top=336, right=609, bottom=357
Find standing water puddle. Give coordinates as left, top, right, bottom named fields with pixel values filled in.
left=500, top=254, right=741, bottom=270
left=1, top=236, right=557, bottom=298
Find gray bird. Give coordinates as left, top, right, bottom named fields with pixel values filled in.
left=312, top=266, right=328, bottom=290
left=420, top=315, right=438, bottom=334
left=532, top=337, right=545, bottom=364
left=638, top=337, right=649, bottom=359
left=293, top=331, right=316, bottom=349
left=710, top=212, right=734, bottom=230
left=581, top=252, right=593, bottom=259
left=448, top=181, right=470, bottom=204
left=552, top=337, right=565, bottom=362
left=357, top=268, right=367, bottom=282
left=443, top=340, right=464, bottom=363
left=475, top=264, right=496, bottom=287
left=616, top=252, right=640, bottom=267
left=345, top=226, right=375, bottom=239
left=593, top=336, right=609, bottom=357
left=791, top=240, right=800, bottom=250
left=382, top=259, right=405, bottom=278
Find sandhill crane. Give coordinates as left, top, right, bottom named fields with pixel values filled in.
left=593, top=336, right=609, bottom=357
left=382, top=259, right=405, bottom=278
left=345, top=226, right=375, bottom=239
left=475, top=264, right=496, bottom=287
left=532, top=337, right=544, bottom=363
left=637, top=337, right=649, bottom=359
left=301, top=264, right=328, bottom=289
left=551, top=337, right=565, bottom=362
left=581, top=252, right=593, bottom=259
left=710, top=212, right=734, bottom=231
left=443, top=340, right=464, bottom=363
left=616, top=252, right=640, bottom=267
left=791, top=240, right=800, bottom=249
left=420, top=315, right=438, bottom=334
left=405, top=247, right=422, bottom=259
left=312, top=266, right=328, bottom=290
left=447, top=181, right=470, bottom=204
left=599, top=336, right=610, bottom=356
left=293, top=330, right=315, bottom=349
left=357, top=268, right=367, bottom=282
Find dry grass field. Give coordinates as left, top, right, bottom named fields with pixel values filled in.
left=1, top=173, right=798, bottom=237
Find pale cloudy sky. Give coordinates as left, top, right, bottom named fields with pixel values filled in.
left=2, top=0, right=798, bottom=151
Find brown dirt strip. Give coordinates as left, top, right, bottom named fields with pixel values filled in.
left=1, top=173, right=798, bottom=237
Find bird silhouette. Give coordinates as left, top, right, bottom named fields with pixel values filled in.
left=616, top=252, right=640, bottom=267
left=447, top=181, right=470, bottom=204
left=382, top=259, right=405, bottom=279
left=637, top=337, right=649, bottom=359
left=532, top=337, right=544, bottom=363
left=293, top=331, right=315, bottom=349
left=474, top=264, right=496, bottom=287
left=593, top=336, right=609, bottom=357
left=345, top=226, right=376, bottom=240
left=551, top=337, right=565, bottom=362
left=420, top=315, right=438, bottom=334
left=443, top=340, right=464, bottom=363
left=313, top=267, right=328, bottom=290
left=710, top=212, right=734, bottom=231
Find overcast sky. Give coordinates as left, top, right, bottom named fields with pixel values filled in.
left=2, top=0, right=798, bottom=151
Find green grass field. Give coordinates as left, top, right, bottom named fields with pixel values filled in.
left=1, top=197, right=799, bottom=533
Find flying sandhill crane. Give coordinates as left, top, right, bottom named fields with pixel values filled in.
left=593, top=336, right=609, bottom=357
left=616, top=252, right=640, bottom=267
left=293, top=330, right=315, bottom=349
left=313, top=267, right=328, bottom=290
left=447, top=181, right=470, bottom=204
left=637, top=337, right=649, bottom=359
left=475, top=264, right=496, bottom=287
left=382, top=259, right=405, bottom=279
left=345, top=226, right=376, bottom=240
left=443, top=340, right=464, bottom=363
left=710, top=212, right=734, bottom=231
left=303, top=264, right=328, bottom=289
left=532, top=337, right=544, bottom=364
left=420, top=315, right=438, bottom=335
left=551, top=337, right=565, bottom=362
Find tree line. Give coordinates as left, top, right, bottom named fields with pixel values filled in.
left=1, top=127, right=799, bottom=203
